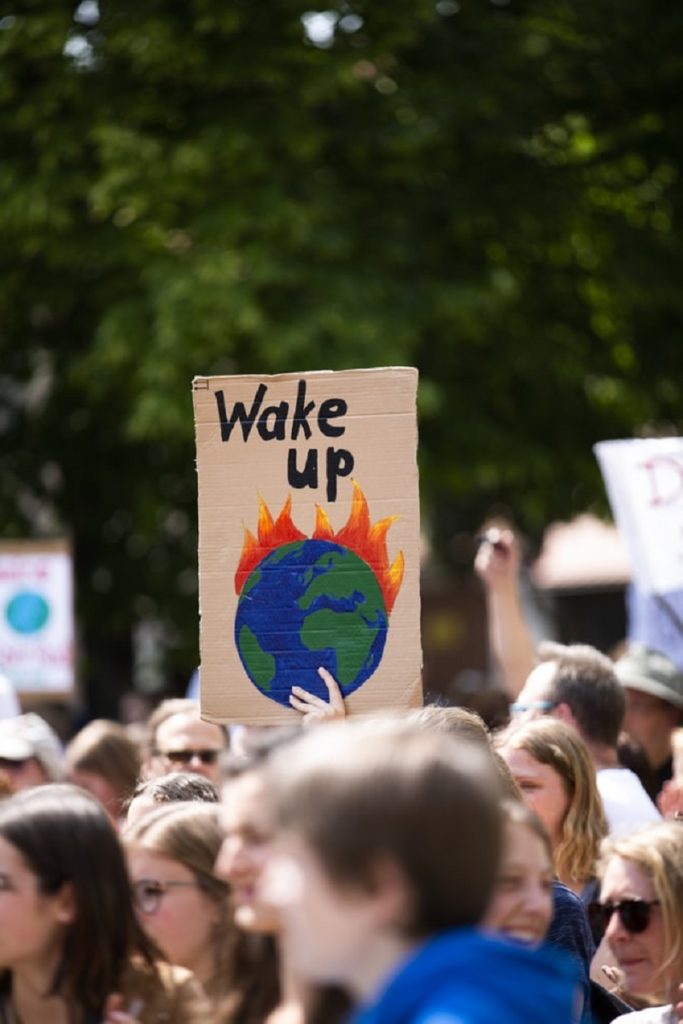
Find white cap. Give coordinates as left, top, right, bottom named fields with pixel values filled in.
left=0, top=714, right=64, bottom=781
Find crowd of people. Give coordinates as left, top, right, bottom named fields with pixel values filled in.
left=0, top=530, right=681, bottom=1023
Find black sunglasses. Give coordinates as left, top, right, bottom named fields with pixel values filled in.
left=154, top=748, right=220, bottom=766
left=588, top=899, right=660, bottom=943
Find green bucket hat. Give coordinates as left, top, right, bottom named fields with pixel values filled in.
left=615, top=644, right=683, bottom=710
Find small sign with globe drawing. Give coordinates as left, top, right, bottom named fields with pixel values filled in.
left=0, top=539, right=75, bottom=695
left=193, top=368, right=421, bottom=724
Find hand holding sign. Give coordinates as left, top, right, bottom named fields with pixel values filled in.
left=289, top=667, right=347, bottom=726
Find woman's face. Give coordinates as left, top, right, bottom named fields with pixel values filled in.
left=0, top=835, right=72, bottom=973
left=501, top=747, right=570, bottom=846
left=482, top=821, right=554, bottom=946
left=600, top=855, right=668, bottom=1002
left=215, top=772, right=280, bottom=934
left=127, top=846, right=219, bottom=983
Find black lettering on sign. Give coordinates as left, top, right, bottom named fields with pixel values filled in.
left=215, top=385, right=266, bottom=442
left=318, top=398, right=347, bottom=438
left=326, top=447, right=354, bottom=502
left=257, top=401, right=289, bottom=441
left=288, top=448, right=318, bottom=490
left=216, top=380, right=349, bottom=445
left=291, top=380, right=315, bottom=441
left=217, top=381, right=354, bottom=503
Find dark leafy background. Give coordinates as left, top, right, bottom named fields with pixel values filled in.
left=2, top=1, right=681, bottom=710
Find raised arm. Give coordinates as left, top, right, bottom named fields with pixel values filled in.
left=474, top=528, right=536, bottom=700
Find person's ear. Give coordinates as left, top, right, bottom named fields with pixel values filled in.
left=367, top=855, right=413, bottom=931
left=54, top=881, right=77, bottom=926
left=552, top=701, right=578, bottom=731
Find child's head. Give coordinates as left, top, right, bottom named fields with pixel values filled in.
left=262, top=718, right=501, bottom=992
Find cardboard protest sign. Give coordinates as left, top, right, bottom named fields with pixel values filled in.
left=193, top=368, right=422, bottom=724
left=594, top=437, right=683, bottom=594
left=0, top=539, right=75, bottom=696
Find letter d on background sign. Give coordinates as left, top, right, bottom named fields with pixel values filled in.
left=594, top=437, right=683, bottom=594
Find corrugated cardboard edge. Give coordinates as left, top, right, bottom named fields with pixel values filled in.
left=192, top=366, right=418, bottom=388
left=200, top=674, right=423, bottom=725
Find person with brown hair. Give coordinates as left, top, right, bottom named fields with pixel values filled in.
left=142, top=699, right=228, bottom=784
left=475, top=534, right=661, bottom=833
left=65, top=719, right=141, bottom=825
left=407, top=704, right=491, bottom=744
left=408, top=703, right=521, bottom=799
left=124, top=801, right=233, bottom=1015
left=0, top=784, right=208, bottom=1024
left=616, top=645, right=683, bottom=795
left=215, top=727, right=350, bottom=1024
left=260, top=719, right=577, bottom=1024
left=483, top=800, right=633, bottom=1023
left=482, top=799, right=554, bottom=947
left=126, top=772, right=219, bottom=826
left=496, top=718, right=607, bottom=900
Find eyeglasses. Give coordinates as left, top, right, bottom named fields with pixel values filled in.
left=509, top=700, right=556, bottom=716
left=154, top=748, right=221, bottom=767
left=588, top=899, right=660, bottom=943
left=132, top=879, right=203, bottom=915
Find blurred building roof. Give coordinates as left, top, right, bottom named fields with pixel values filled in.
left=531, top=514, right=631, bottom=590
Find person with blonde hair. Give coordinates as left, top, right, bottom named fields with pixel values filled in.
left=591, top=821, right=683, bottom=1021
left=124, top=802, right=233, bottom=1014
left=496, top=718, right=607, bottom=899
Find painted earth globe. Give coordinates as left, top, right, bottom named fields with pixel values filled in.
left=5, top=591, right=50, bottom=634
left=235, top=538, right=388, bottom=706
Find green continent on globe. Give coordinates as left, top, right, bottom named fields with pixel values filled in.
left=237, top=624, right=275, bottom=690
left=234, top=539, right=389, bottom=707
left=298, top=549, right=385, bottom=687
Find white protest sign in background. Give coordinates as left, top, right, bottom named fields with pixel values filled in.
left=0, top=540, right=75, bottom=694
left=594, top=437, right=683, bottom=594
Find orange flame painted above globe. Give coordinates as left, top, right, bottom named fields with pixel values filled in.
left=235, top=482, right=404, bottom=614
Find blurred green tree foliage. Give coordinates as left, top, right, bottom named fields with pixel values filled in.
left=1, top=1, right=682, bottom=705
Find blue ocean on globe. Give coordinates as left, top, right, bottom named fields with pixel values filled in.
left=5, top=590, right=50, bottom=635
left=235, top=539, right=388, bottom=706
